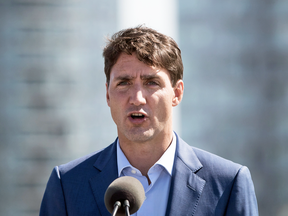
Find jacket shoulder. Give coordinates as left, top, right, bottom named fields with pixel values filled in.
left=176, top=135, right=242, bottom=178
left=57, top=141, right=116, bottom=178
left=190, top=147, right=258, bottom=215
left=192, top=147, right=242, bottom=172
left=191, top=146, right=243, bottom=181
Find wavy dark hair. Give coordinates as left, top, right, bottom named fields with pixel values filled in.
left=103, top=26, right=183, bottom=87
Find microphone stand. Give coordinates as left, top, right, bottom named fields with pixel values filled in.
left=111, top=201, right=121, bottom=216
left=123, top=200, right=130, bottom=216
left=111, top=200, right=130, bottom=216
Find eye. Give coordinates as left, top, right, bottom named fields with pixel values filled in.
left=146, top=80, right=159, bottom=86
left=117, top=80, right=130, bottom=86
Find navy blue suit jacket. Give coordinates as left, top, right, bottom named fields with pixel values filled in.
left=40, top=134, right=258, bottom=215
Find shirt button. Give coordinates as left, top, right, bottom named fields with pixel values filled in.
left=131, top=170, right=137, bottom=174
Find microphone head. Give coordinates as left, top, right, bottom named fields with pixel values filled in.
left=104, top=176, right=145, bottom=216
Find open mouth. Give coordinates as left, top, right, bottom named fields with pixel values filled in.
left=130, top=113, right=145, bottom=119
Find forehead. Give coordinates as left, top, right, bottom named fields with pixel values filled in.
left=110, top=53, right=170, bottom=80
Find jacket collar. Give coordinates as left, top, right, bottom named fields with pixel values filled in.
left=165, top=133, right=206, bottom=216
left=89, top=139, right=119, bottom=216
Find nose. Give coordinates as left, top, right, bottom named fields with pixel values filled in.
left=129, top=85, right=146, bottom=106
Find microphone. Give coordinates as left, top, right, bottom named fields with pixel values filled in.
left=104, top=176, right=145, bottom=216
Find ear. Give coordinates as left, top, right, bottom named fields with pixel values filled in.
left=106, top=83, right=110, bottom=107
left=172, top=80, right=184, bottom=107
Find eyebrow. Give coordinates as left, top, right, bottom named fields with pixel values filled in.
left=113, top=75, right=134, bottom=81
left=140, top=74, right=160, bottom=80
left=113, top=74, right=160, bottom=82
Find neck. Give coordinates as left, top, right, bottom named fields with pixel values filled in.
left=118, top=132, right=173, bottom=176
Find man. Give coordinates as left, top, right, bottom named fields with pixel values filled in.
left=40, top=26, right=258, bottom=216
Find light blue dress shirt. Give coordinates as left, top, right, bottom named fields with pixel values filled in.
left=117, top=133, right=176, bottom=216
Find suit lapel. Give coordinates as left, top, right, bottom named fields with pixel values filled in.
left=89, top=141, right=119, bottom=216
left=166, top=135, right=206, bottom=216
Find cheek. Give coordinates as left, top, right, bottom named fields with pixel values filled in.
left=108, top=94, right=127, bottom=122
left=110, top=104, right=122, bottom=126
left=152, top=94, right=173, bottom=121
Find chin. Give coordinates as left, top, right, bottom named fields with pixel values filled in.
left=124, top=129, right=155, bottom=143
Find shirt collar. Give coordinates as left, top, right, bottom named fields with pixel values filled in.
left=117, top=140, right=133, bottom=177
left=117, top=132, right=177, bottom=177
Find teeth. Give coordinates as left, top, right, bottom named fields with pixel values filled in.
left=131, top=113, right=144, bottom=116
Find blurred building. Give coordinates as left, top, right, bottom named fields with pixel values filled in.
left=0, top=0, right=287, bottom=216
left=179, top=1, right=288, bottom=216
left=0, top=1, right=117, bottom=215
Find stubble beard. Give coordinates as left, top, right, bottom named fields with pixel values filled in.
left=119, top=125, right=156, bottom=144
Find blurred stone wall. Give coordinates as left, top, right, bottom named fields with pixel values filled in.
left=0, top=1, right=117, bottom=215
left=179, top=1, right=288, bottom=216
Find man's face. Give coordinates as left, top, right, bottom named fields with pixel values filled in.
left=106, top=53, right=183, bottom=144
